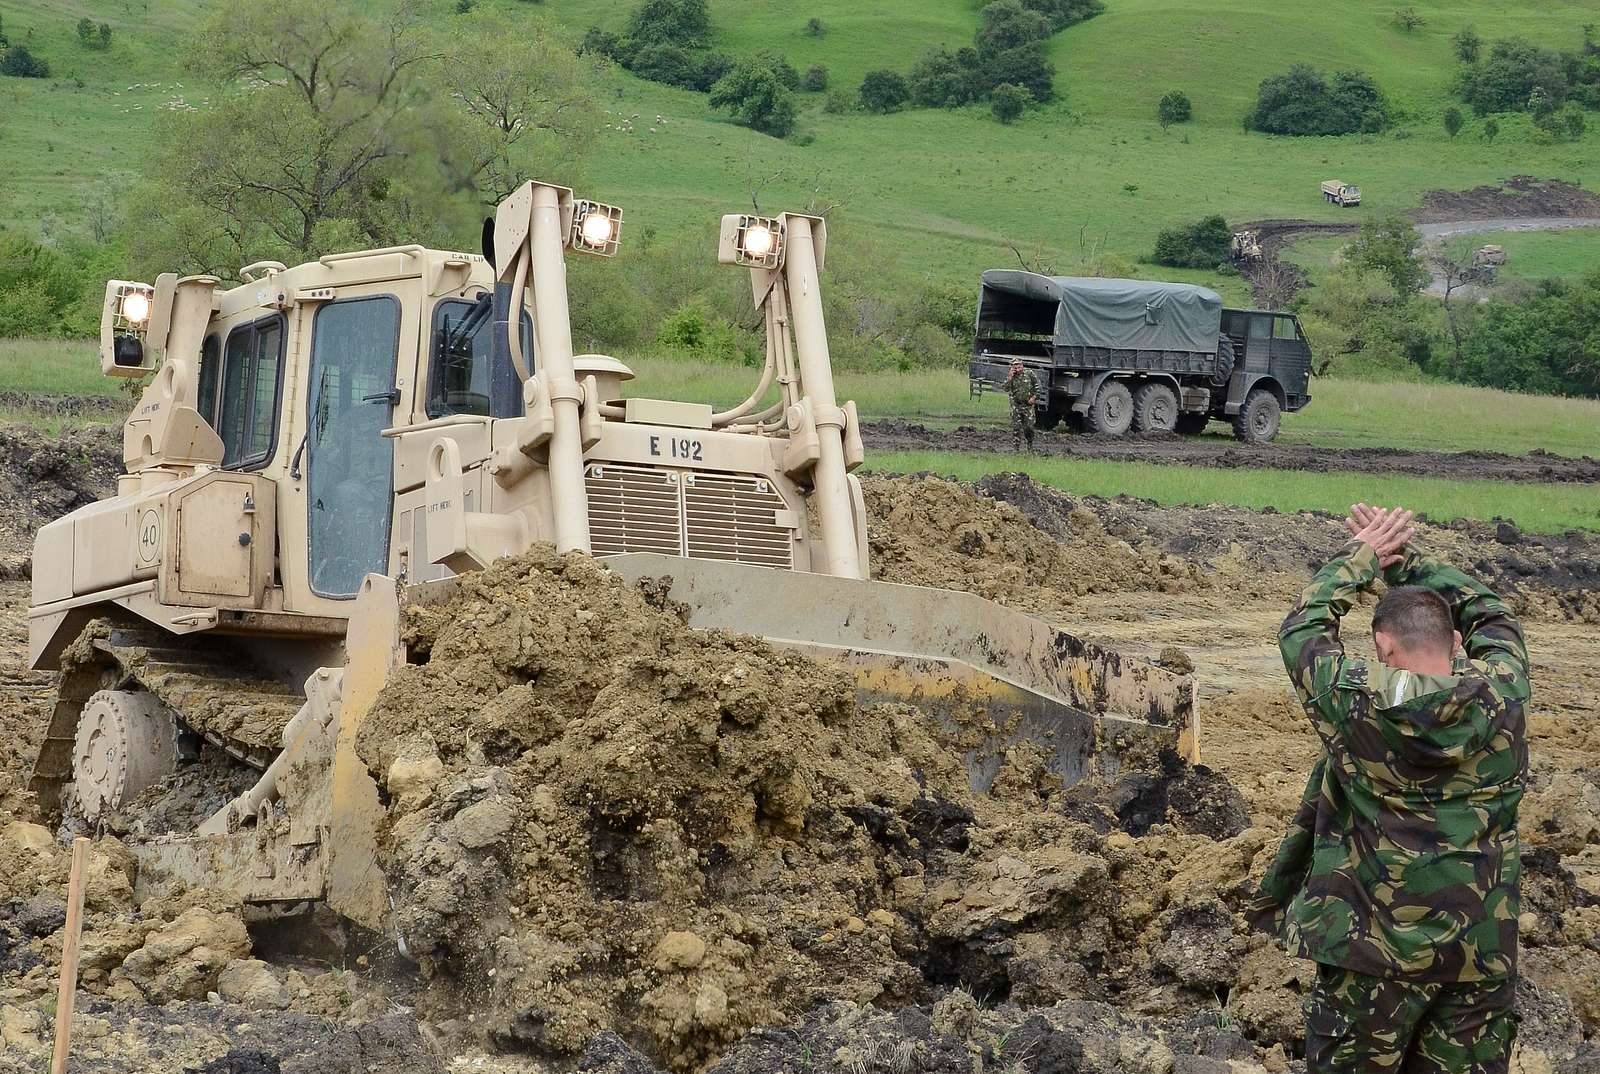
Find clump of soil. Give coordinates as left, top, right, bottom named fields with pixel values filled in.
left=1415, top=176, right=1600, bottom=223
left=0, top=423, right=121, bottom=580
left=353, top=547, right=1273, bottom=1070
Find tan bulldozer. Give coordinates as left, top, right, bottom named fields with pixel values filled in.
left=27, top=179, right=1196, bottom=929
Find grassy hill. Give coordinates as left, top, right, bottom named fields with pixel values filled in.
left=2, top=0, right=1597, bottom=298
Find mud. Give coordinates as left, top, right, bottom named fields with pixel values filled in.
left=0, top=439, right=1598, bottom=1072
left=1414, top=177, right=1600, bottom=224
left=863, top=419, right=1600, bottom=485
left=0, top=423, right=121, bottom=581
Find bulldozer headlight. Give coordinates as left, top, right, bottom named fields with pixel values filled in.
left=121, top=290, right=151, bottom=324
left=718, top=214, right=786, bottom=269
left=570, top=200, right=622, bottom=256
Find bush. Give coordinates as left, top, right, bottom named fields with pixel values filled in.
left=1452, top=26, right=1482, bottom=63
left=1534, top=104, right=1587, bottom=142
left=709, top=62, right=797, bottom=137
left=1246, top=64, right=1388, bottom=135
left=1392, top=7, right=1424, bottom=32
left=980, top=41, right=1054, bottom=102
left=1349, top=216, right=1427, bottom=295
left=859, top=69, right=910, bottom=113
left=1019, top=0, right=1105, bottom=32
left=0, top=45, right=50, bottom=79
left=752, top=50, right=800, bottom=91
left=1151, top=215, right=1233, bottom=269
left=977, top=0, right=1051, bottom=53
left=1483, top=117, right=1499, bottom=142
left=1443, top=106, right=1464, bottom=138
left=805, top=17, right=825, bottom=37
left=76, top=18, right=113, bottom=49
left=1455, top=37, right=1567, bottom=116
left=801, top=64, right=828, bottom=92
left=0, top=236, right=95, bottom=337
left=908, top=48, right=980, bottom=108
left=630, top=44, right=730, bottom=91
left=1158, top=89, right=1191, bottom=129
left=579, top=28, right=624, bottom=59
left=1444, top=272, right=1600, bottom=397
left=991, top=82, right=1027, bottom=124
left=822, top=89, right=852, bottom=114
left=625, top=0, right=711, bottom=50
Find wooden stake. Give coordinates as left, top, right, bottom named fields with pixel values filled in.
left=51, top=836, right=91, bottom=1074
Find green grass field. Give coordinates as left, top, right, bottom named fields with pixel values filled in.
left=870, top=451, right=1600, bottom=534
left=3, top=0, right=1598, bottom=291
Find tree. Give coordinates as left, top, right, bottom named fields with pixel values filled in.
left=1247, top=64, right=1388, bottom=135
left=1151, top=215, right=1233, bottom=268
left=98, top=23, right=113, bottom=49
left=982, top=41, right=1054, bottom=102
left=977, top=0, right=1050, bottom=53
left=1019, top=0, right=1104, bottom=32
left=859, top=69, right=910, bottom=113
left=1443, top=106, right=1464, bottom=138
left=991, top=82, right=1026, bottom=124
left=0, top=45, right=49, bottom=78
left=708, top=62, right=796, bottom=137
left=625, top=0, right=711, bottom=50
left=822, top=89, right=851, bottom=114
left=1454, top=37, right=1567, bottom=116
left=77, top=18, right=94, bottom=46
left=1157, top=89, right=1191, bottom=130
left=137, top=0, right=594, bottom=274
left=1452, top=26, right=1482, bottom=63
left=1483, top=116, right=1499, bottom=142
left=909, top=48, right=978, bottom=108
left=1426, top=238, right=1483, bottom=370
left=1445, top=272, right=1600, bottom=397
left=1350, top=216, right=1427, bottom=295
left=801, top=64, right=828, bottom=92
left=1392, top=7, right=1424, bottom=32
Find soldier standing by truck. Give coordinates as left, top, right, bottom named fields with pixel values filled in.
left=1252, top=503, right=1528, bottom=1074
left=1005, top=358, right=1040, bottom=453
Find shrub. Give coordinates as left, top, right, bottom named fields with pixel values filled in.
left=977, top=0, right=1051, bottom=53
left=1019, top=0, right=1105, bottom=32
left=982, top=41, right=1054, bottom=102
left=0, top=45, right=50, bottom=79
left=859, top=69, right=911, bottom=113
left=579, top=28, right=624, bottom=60
left=1158, top=90, right=1191, bottom=129
left=625, top=0, right=711, bottom=50
left=1445, top=272, right=1600, bottom=397
left=1483, top=117, right=1499, bottom=142
left=1246, top=65, right=1388, bottom=135
left=991, top=82, right=1027, bottom=124
left=631, top=44, right=726, bottom=90
left=1349, top=216, right=1427, bottom=295
left=908, top=48, right=980, bottom=108
left=708, top=62, right=797, bottom=137
left=822, top=89, right=852, bottom=114
left=1151, top=215, right=1233, bottom=269
left=805, top=17, right=825, bottom=37
left=1443, top=106, right=1464, bottom=138
left=801, top=64, right=828, bottom=92
left=0, top=236, right=94, bottom=337
left=1455, top=37, right=1567, bottom=116
left=1452, top=26, right=1482, bottom=63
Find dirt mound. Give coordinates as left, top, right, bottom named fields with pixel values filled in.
left=0, top=424, right=121, bottom=580
left=1416, top=176, right=1600, bottom=223
left=354, top=547, right=1285, bottom=1070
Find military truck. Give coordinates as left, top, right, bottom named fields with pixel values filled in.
left=968, top=273, right=1312, bottom=442
left=1320, top=179, right=1361, bottom=207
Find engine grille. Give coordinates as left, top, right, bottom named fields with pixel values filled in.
left=586, top=464, right=794, bottom=569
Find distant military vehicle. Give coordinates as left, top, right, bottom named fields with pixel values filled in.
left=969, top=273, right=1313, bottom=442
left=1320, top=179, right=1361, bottom=207
left=1474, top=244, right=1506, bottom=267
left=1230, top=230, right=1263, bottom=263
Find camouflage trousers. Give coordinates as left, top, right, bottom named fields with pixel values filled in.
left=1305, top=962, right=1516, bottom=1074
left=1010, top=405, right=1035, bottom=453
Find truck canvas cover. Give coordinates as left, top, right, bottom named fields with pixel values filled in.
left=979, top=271, right=1222, bottom=353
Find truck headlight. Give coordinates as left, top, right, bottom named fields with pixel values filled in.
left=122, top=290, right=151, bottom=324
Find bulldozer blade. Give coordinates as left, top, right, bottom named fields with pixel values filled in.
left=602, top=554, right=1198, bottom=790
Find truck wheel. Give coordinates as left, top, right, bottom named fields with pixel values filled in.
left=1086, top=381, right=1134, bottom=436
left=1035, top=397, right=1067, bottom=431
left=1232, top=388, right=1282, bottom=443
left=1176, top=413, right=1210, bottom=435
left=1132, top=383, right=1178, bottom=434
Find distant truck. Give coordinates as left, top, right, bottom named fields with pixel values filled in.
left=1321, top=179, right=1361, bottom=207
left=968, top=272, right=1313, bottom=442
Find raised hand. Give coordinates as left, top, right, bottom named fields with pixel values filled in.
left=1344, top=503, right=1414, bottom=568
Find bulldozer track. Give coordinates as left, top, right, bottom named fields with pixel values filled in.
left=29, top=622, right=302, bottom=817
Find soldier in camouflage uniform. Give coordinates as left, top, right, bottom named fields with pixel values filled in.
left=1249, top=503, right=1528, bottom=1074
left=1004, top=358, right=1040, bottom=453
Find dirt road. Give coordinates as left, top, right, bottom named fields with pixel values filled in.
left=863, top=418, right=1600, bottom=483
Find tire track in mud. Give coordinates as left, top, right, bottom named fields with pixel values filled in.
left=863, top=419, right=1600, bottom=484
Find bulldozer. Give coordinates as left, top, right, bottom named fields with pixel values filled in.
left=27, top=178, right=1196, bottom=929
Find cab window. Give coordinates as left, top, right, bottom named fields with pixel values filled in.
left=1273, top=316, right=1299, bottom=341
left=1247, top=314, right=1273, bottom=340
left=427, top=296, right=531, bottom=420
left=216, top=316, right=285, bottom=469
left=196, top=334, right=221, bottom=426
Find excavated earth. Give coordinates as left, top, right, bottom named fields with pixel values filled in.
left=0, top=431, right=1598, bottom=1073
left=862, top=420, right=1600, bottom=485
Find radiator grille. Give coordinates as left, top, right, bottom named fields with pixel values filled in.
left=684, top=473, right=793, bottom=569
left=587, top=465, right=684, bottom=556
left=585, top=464, right=795, bottom=570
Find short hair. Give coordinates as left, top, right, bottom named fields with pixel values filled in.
left=1372, top=586, right=1455, bottom=654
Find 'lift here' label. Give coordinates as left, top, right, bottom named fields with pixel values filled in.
left=648, top=435, right=703, bottom=462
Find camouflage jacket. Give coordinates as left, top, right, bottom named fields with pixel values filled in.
left=1004, top=368, right=1039, bottom=409
left=1248, top=540, right=1529, bottom=982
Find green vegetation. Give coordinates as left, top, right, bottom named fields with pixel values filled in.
left=1246, top=65, right=1389, bottom=135
left=1151, top=215, right=1232, bottom=269
left=1157, top=89, right=1191, bottom=130
left=869, top=452, right=1600, bottom=534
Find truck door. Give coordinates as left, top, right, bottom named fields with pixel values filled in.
left=1244, top=313, right=1273, bottom=372
left=303, top=296, right=403, bottom=598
